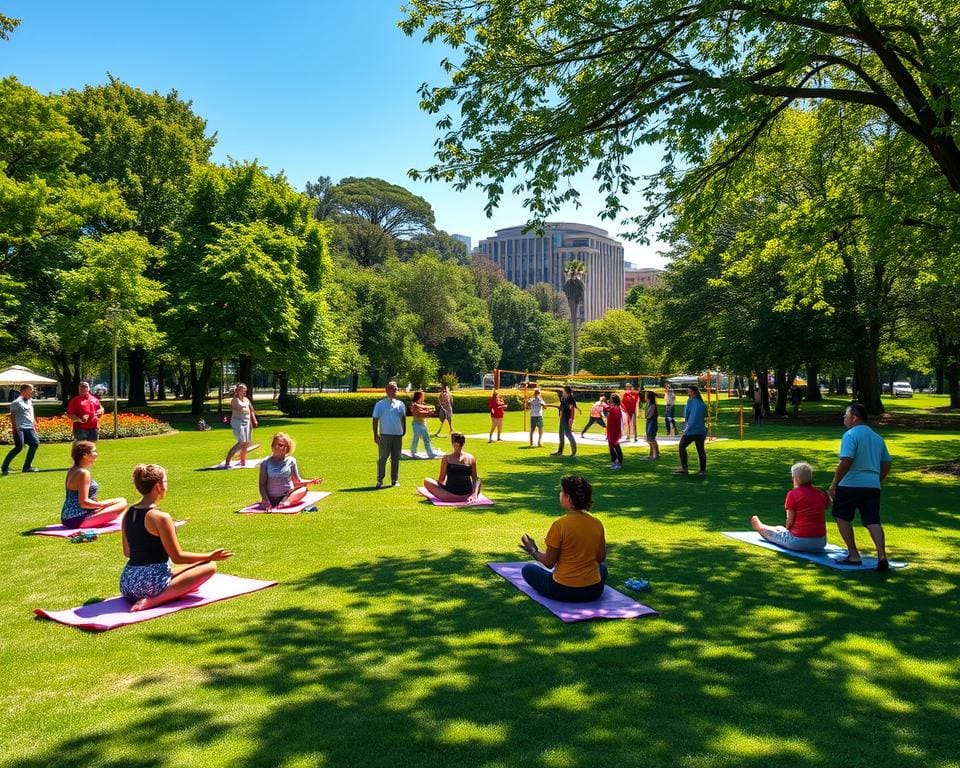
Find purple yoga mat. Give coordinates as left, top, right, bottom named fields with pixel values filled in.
left=417, top=486, right=494, bottom=507
left=31, top=519, right=186, bottom=538
left=487, top=562, right=658, bottom=622
left=238, top=491, right=330, bottom=514
left=34, top=573, right=277, bottom=631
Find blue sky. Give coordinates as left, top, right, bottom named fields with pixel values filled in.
left=2, top=0, right=669, bottom=267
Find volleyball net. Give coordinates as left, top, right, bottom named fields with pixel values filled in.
left=493, top=368, right=729, bottom=439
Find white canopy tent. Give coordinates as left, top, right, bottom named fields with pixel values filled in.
left=0, top=365, right=59, bottom=386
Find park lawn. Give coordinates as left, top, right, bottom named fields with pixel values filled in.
left=1, top=405, right=958, bottom=768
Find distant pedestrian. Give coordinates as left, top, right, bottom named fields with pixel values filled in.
left=2, top=384, right=39, bottom=475
left=372, top=381, right=407, bottom=488
left=791, top=383, right=802, bottom=415
left=644, top=390, right=660, bottom=460
left=621, top=383, right=640, bottom=442
left=581, top=395, right=607, bottom=436
left=552, top=386, right=578, bottom=457
left=435, top=385, right=454, bottom=436
left=222, top=383, right=259, bottom=467
left=606, top=394, right=624, bottom=469
left=753, top=385, right=763, bottom=425
left=528, top=387, right=546, bottom=447
left=488, top=389, right=506, bottom=442
left=664, top=384, right=677, bottom=436
left=409, top=390, right=438, bottom=459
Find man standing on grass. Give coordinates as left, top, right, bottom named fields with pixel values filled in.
left=2, top=384, right=39, bottom=475
left=828, top=402, right=892, bottom=571
left=372, top=381, right=406, bottom=488
left=66, top=381, right=105, bottom=442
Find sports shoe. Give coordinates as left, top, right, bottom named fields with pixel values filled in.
left=22, top=467, right=39, bottom=473
left=392, top=481, right=401, bottom=487
left=611, top=463, right=622, bottom=470
left=876, top=559, right=890, bottom=572
left=375, top=481, right=383, bottom=489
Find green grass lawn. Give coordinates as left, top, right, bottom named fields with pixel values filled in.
left=2, top=399, right=959, bottom=768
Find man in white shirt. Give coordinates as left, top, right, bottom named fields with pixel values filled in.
left=372, top=381, right=407, bottom=488
left=3, top=384, right=40, bottom=474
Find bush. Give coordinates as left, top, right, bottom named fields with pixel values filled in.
left=280, top=389, right=556, bottom=418
left=0, top=413, right=174, bottom=444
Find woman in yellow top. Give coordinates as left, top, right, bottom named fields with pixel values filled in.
left=519, top=475, right=607, bottom=602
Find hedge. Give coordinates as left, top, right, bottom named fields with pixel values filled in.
left=0, top=413, right=174, bottom=444
left=280, top=390, right=560, bottom=418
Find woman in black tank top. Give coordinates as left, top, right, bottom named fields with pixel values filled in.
left=424, top=432, right=480, bottom=502
left=120, top=463, right=233, bottom=612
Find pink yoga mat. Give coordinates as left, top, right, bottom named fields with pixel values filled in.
left=487, top=562, right=658, bottom=622
left=238, top=491, right=330, bottom=514
left=417, top=486, right=494, bottom=507
left=34, top=573, right=277, bottom=631
left=31, top=519, right=186, bottom=538
left=202, top=458, right=264, bottom=470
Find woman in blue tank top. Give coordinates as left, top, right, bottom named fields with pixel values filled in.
left=258, top=432, right=322, bottom=511
left=121, top=463, right=233, bottom=612
left=61, top=441, right=127, bottom=528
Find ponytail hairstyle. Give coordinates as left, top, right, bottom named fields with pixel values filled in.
left=71, top=440, right=95, bottom=466
left=132, top=463, right=166, bottom=494
left=560, top=475, right=593, bottom=511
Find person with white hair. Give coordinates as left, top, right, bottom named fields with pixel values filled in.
left=750, top=462, right=830, bottom=551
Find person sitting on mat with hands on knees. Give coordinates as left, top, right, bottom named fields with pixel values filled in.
left=259, top=432, right=323, bottom=511
left=750, top=461, right=829, bottom=552
left=121, top=463, right=233, bottom=612
left=519, top=475, right=607, bottom=602
left=424, top=432, right=481, bottom=502
left=61, top=441, right=127, bottom=528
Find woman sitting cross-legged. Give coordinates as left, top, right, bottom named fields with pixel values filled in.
left=121, top=463, right=233, bottom=612
left=519, top=475, right=608, bottom=602
left=61, top=441, right=127, bottom=529
left=259, top=432, right=322, bottom=511
left=424, top=432, right=480, bottom=502
left=751, top=461, right=830, bottom=552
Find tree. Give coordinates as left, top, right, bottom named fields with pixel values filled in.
left=0, top=13, right=18, bottom=40
left=333, top=177, right=436, bottom=239
left=489, top=282, right=565, bottom=373
left=526, top=282, right=568, bottom=319
left=402, top=1, right=960, bottom=227
left=395, top=229, right=469, bottom=262
left=562, top=260, right=585, bottom=374
left=579, top=310, right=652, bottom=375
left=305, top=176, right=337, bottom=220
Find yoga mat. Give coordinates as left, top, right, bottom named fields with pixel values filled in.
left=402, top=450, right=438, bottom=460
left=417, top=486, right=494, bottom=507
left=31, top=519, right=186, bottom=538
left=237, top=491, right=330, bottom=514
left=487, top=562, right=658, bottom=622
left=201, top=458, right=264, bottom=471
left=34, top=573, right=277, bottom=631
left=721, top=531, right=908, bottom=570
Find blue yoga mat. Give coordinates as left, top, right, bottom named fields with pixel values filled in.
left=721, top=531, right=908, bottom=570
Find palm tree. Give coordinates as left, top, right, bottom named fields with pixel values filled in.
left=562, top=260, right=586, bottom=374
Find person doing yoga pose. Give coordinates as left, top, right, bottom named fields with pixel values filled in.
left=519, top=475, right=608, bottom=602
left=120, top=463, right=233, bottom=612
left=60, top=441, right=127, bottom=528
left=222, top=383, right=259, bottom=467
left=424, top=432, right=480, bottom=502
left=751, top=462, right=830, bottom=552
left=259, top=432, right=322, bottom=510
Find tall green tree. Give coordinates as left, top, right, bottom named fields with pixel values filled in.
left=334, top=177, right=436, bottom=239
left=403, top=1, right=960, bottom=225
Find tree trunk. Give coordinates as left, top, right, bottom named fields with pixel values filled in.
left=277, top=369, right=289, bottom=411
left=237, top=354, right=253, bottom=390
left=935, top=363, right=945, bottom=395
left=156, top=364, right=166, bottom=400
left=189, top=356, right=214, bottom=416
left=773, top=368, right=788, bottom=416
left=852, top=353, right=883, bottom=414
left=126, top=348, right=147, bottom=407
left=757, top=367, right=771, bottom=414
left=350, top=371, right=359, bottom=392
left=948, top=359, right=960, bottom=409
left=805, top=363, right=823, bottom=401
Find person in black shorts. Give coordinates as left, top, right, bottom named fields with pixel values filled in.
left=424, top=432, right=480, bottom=502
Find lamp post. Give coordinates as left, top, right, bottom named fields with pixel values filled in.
left=106, top=304, right=120, bottom=438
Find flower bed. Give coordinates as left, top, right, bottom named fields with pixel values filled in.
left=0, top=413, right=174, bottom=444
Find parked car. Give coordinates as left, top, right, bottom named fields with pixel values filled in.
left=892, top=381, right=914, bottom=398
left=91, top=383, right=109, bottom=396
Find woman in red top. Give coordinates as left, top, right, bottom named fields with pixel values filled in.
left=621, top=383, right=640, bottom=442
left=488, top=389, right=506, bottom=442
left=606, top=394, right=624, bottom=469
left=751, top=462, right=830, bottom=551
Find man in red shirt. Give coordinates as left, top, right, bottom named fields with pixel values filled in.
left=620, top=383, right=640, bottom=442
left=66, top=381, right=105, bottom=442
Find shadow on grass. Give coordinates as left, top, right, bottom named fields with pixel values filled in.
left=9, top=544, right=959, bottom=768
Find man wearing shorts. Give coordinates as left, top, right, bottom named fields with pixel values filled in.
left=828, top=402, right=892, bottom=571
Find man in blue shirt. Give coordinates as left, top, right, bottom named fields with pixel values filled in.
left=828, top=402, right=892, bottom=571
left=2, top=384, right=40, bottom=475
left=674, top=385, right=708, bottom=475
left=372, top=381, right=407, bottom=488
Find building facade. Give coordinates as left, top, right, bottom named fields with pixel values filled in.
left=625, top=267, right=665, bottom=293
left=476, top=223, right=624, bottom=322
left=451, top=234, right=471, bottom=255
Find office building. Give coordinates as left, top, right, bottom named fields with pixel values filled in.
left=625, top=267, right=665, bottom=293
left=476, top=223, right=624, bottom=322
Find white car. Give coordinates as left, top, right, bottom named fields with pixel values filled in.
left=892, top=381, right=914, bottom=398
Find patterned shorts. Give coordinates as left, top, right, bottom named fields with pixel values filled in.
left=120, top=561, right=173, bottom=602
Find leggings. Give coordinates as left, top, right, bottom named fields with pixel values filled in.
left=558, top=420, right=577, bottom=454
left=608, top=442, right=623, bottom=464
left=521, top=562, right=608, bottom=602
left=678, top=433, right=706, bottom=472
left=581, top=416, right=606, bottom=435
